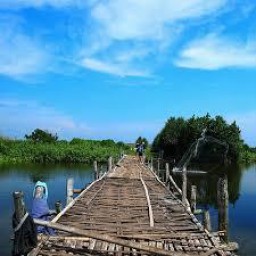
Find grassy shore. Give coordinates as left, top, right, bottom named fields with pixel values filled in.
left=0, top=138, right=132, bottom=164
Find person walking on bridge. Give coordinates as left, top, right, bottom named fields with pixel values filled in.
left=136, top=141, right=145, bottom=164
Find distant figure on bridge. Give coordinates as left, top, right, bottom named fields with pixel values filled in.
left=136, top=141, right=145, bottom=164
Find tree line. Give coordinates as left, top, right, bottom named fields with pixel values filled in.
left=151, top=114, right=256, bottom=164
left=1, top=115, right=255, bottom=166
left=0, top=129, right=131, bottom=164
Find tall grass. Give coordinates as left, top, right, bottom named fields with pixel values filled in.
left=0, top=138, right=132, bottom=164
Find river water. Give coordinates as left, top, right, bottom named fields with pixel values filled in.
left=0, top=162, right=255, bottom=255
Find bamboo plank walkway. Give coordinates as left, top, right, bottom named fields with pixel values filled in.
left=29, top=156, right=234, bottom=256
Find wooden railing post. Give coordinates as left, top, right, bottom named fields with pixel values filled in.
left=190, top=185, right=197, bottom=213
left=182, top=167, right=188, bottom=205
left=55, top=200, right=62, bottom=214
left=217, top=175, right=229, bottom=242
left=94, top=160, right=98, bottom=180
left=165, top=163, right=170, bottom=184
left=157, top=158, right=160, bottom=177
left=204, top=210, right=212, bottom=232
left=13, top=191, right=26, bottom=223
left=66, top=178, right=74, bottom=205
left=150, top=157, right=154, bottom=172
left=108, top=156, right=113, bottom=172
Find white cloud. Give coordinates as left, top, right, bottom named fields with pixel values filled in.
left=0, top=16, right=50, bottom=79
left=80, top=58, right=149, bottom=77
left=176, top=34, right=256, bottom=70
left=91, top=0, right=227, bottom=41
left=0, top=99, right=91, bottom=140
left=78, top=0, right=227, bottom=76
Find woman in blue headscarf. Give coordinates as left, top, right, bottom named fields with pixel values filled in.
left=31, top=181, right=55, bottom=235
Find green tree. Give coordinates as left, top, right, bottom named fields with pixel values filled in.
left=152, top=114, right=243, bottom=164
left=25, top=128, right=58, bottom=143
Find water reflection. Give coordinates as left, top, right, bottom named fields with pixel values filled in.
left=184, top=164, right=242, bottom=207
left=172, top=164, right=246, bottom=244
left=0, top=163, right=95, bottom=256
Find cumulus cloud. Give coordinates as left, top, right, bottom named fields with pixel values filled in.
left=175, top=34, right=256, bottom=70
left=78, top=0, right=227, bottom=76
left=0, top=16, right=50, bottom=79
left=80, top=58, right=149, bottom=77
left=0, top=99, right=91, bottom=139
left=91, top=0, right=227, bottom=41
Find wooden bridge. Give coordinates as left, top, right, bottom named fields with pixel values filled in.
left=28, top=156, right=235, bottom=256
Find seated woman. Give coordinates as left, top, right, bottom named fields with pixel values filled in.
left=31, top=181, right=55, bottom=235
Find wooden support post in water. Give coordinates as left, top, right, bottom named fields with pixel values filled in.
left=55, top=201, right=62, bottom=214
left=66, top=178, right=74, bottom=205
left=165, top=163, right=170, bottom=184
left=190, top=185, right=197, bottom=213
left=108, top=156, right=113, bottom=172
left=217, top=175, right=229, bottom=243
left=204, top=210, right=212, bottom=232
left=182, top=167, right=188, bottom=205
left=13, top=191, right=26, bottom=223
left=94, top=160, right=98, bottom=180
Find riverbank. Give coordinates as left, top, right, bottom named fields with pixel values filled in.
left=240, top=149, right=256, bottom=163
left=0, top=138, right=131, bottom=164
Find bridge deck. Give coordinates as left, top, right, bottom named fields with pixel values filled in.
left=29, top=156, right=233, bottom=256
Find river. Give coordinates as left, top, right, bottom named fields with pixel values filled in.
left=0, top=162, right=255, bottom=255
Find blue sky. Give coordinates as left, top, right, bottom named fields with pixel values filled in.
left=0, top=0, right=256, bottom=145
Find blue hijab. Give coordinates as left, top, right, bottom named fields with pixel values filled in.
left=31, top=181, right=55, bottom=235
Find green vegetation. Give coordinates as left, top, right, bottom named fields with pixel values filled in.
left=240, top=144, right=256, bottom=163
left=152, top=114, right=256, bottom=164
left=25, top=128, right=58, bottom=143
left=0, top=129, right=131, bottom=164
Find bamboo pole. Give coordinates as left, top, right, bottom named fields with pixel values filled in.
left=217, top=176, right=229, bottom=243
left=139, top=170, right=154, bottom=227
left=33, top=219, right=189, bottom=256
left=108, top=156, right=113, bottom=172
left=204, top=210, right=212, bottom=232
left=66, top=178, right=74, bottom=205
left=182, top=167, right=188, bottom=205
left=168, top=175, right=182, bottom=195
left=150, top=157, right=154, bottom=172
left=93, top=160, right=98, bottom=180
left=190, top=185, right=197, bottom=213
left=157, top=158, right=160, bottom=177
left=165, top=163, right=170, bottom=184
